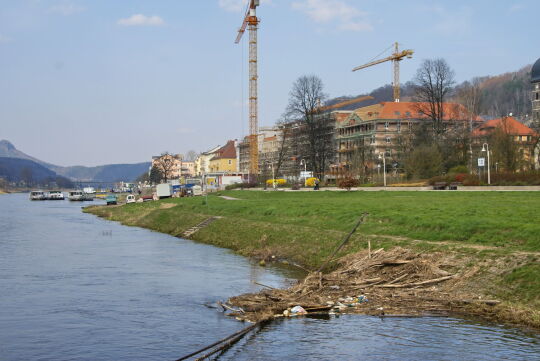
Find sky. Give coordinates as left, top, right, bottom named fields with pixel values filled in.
left=0, top=0, right=538, bottom=166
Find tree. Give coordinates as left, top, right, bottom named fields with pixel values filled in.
left=149, top=166, right=163, bottom=184
left=285, top=75, right=335, bottom=180
left=153, top=152, right=178, bottom=182
left=185, top=150, right=198, bottom=162
left=274, top=121, right=292, bottom=177
left=455, top=78, right=482, bottom=171
left=413, top=58, right=456, bottom=138
left=490, top=117, right=520, bottom=172
left=136, top=171, right=151, bottom=184
left=404, top=144, right=443, bottom=179
left=20, top=167, right=33, bottom=186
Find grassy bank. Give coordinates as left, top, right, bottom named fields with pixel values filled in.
left=85, top=190, right=540, bottom=328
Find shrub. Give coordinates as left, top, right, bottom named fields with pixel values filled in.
left=454, top=173, right=467, bottom=182
left=338, top=177, right=359, bottom=191
left=266, top=178, right=287, bottom=187
left=225, top=183, right=242, bottom=190
left=449, top=165, right=468, bottom=174
left=306, top=177, right=319, bottom=187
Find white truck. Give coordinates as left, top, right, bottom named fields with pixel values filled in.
left=156, top=183, right=172, bottom=199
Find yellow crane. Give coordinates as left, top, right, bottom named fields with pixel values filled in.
left=352, top=42, right=413, bottom=102
left=235, top=0, right=260, bottom=175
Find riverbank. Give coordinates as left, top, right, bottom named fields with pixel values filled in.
left=84, top=190, right=540, bottom=330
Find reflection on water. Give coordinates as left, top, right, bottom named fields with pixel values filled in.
left=0, top=194, right=538, bottom=360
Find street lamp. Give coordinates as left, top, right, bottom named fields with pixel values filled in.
left=481, top=143, right=491, bottom=185
left=299, top=158, right=307, bottom=187
left=378, top=153, right=386, bottom=187
left=265, top=161, right=276, bottom=189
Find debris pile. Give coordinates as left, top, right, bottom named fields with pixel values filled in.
left=224, top=247, right=460, bottom=322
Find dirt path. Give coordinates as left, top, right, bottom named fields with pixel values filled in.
left=219, top=196, right=241, bottom=200
left=364, top=233, right=540, bottom=256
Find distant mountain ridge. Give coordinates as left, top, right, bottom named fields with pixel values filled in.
left=0, top=140, right=150, bottom=182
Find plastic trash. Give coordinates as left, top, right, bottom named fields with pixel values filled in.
left=357, top=295, right=369, bottom=303
left=290, top=305, right=307, bottom=315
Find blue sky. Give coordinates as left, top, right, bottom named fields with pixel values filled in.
left=1, top=0, right=538, bottom=166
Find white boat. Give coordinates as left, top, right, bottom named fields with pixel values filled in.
left=47, top=191, right=65, bottom=200
left=68, top=191, right=94, bottom=201
left=68, top=191, right=85, bottom=201
left=29, top=190, right=46, bottom=200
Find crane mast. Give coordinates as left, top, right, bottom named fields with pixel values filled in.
left=236, top=0, right=260, bottom=176
left=352, top=42, right=413, bottom=102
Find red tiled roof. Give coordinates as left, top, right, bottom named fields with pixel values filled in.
left=264, top=136, right=277, bottom=141
left=211, top=140, right=236, bottom=160
left=337, top=102, right=478, bottom=124
left=472, top=116, right=538, bottom=137
left=376, top=102, right=472, bottom=121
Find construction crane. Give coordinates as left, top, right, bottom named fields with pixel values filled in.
left=235, top=0, right=260, bottom=175
left=352, top=42, right=413, bottom=102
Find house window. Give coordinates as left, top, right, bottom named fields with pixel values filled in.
left=397, top=121, right=401, bottom=133
left=385, top=122, right=389, bottom=130
left=370, top=135, right=376, bottom=144
left=228, top=160, right=232, bottom=165
left=405, top=111, right=411, bottom=117
left=386, top=136, right=391, bottom=144
left=394, top=111, right=400, bottom=116
left=536, top=92, right=539, bottom=100
left=385, top=149, right=391, bottom=157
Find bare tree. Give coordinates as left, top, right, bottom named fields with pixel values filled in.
left=185, top=150, right=198, bottom=162
left=285, top=75, right=335, bottom=180
left=153, top=152, right=178, bottom=182
left=274, top=121, right=292, bottom=177
left=456, top=78, right=482, bottom=171
left=413, top=58, right=456, bottom=138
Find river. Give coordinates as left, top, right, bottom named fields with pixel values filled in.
left=0, top=193, right=538, bottom=360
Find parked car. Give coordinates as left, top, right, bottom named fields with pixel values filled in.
left=126, top=194, right=136, bottom=204
left=105, top=195, right=117, bottom=205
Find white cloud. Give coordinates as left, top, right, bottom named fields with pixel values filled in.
left=0, top=34, right=13, bottom=44
left=49, top=2, right=86, bottom=16
left=117, top=14, right=165, bottom=27
left=509, top=3, right=525, bottom=13
left=292, top=0, right=372, bottom=32
left=218, top=0, right=273, bottom=13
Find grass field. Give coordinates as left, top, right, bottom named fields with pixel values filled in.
left=130, top=190, right=539, bottom=250
left=86, top=190, right=540, bottom=323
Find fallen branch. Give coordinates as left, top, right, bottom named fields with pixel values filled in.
left=176, top=323, right=259, bottom=361
left=317, top=213, right=369, bottom=273
left=253, top=281, right=276, bottom=290
left=375, top=275, right=455, bottom=288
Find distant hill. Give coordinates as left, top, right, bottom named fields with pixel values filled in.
left=50, top=163, right=151, bottom=182
left=0, top=157, right=72, bottom=187
left=0, top=140, right=150, bottom=182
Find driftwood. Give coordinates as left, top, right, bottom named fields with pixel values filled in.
left=317, top=213, right=368, bottom=273
left=253, top=281, right=276, bottom=290
left=376, top=275, right=455, bottom=288
left=176, top=323, right=259, bottom=361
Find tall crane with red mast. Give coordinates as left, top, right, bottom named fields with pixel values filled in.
left=235, top=0, right=260, bottom=176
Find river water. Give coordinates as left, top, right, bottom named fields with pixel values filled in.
left=0, top=193, right=538, bottom=360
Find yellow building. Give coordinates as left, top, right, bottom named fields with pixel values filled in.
left=209, top=140, right=237, bottom=173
